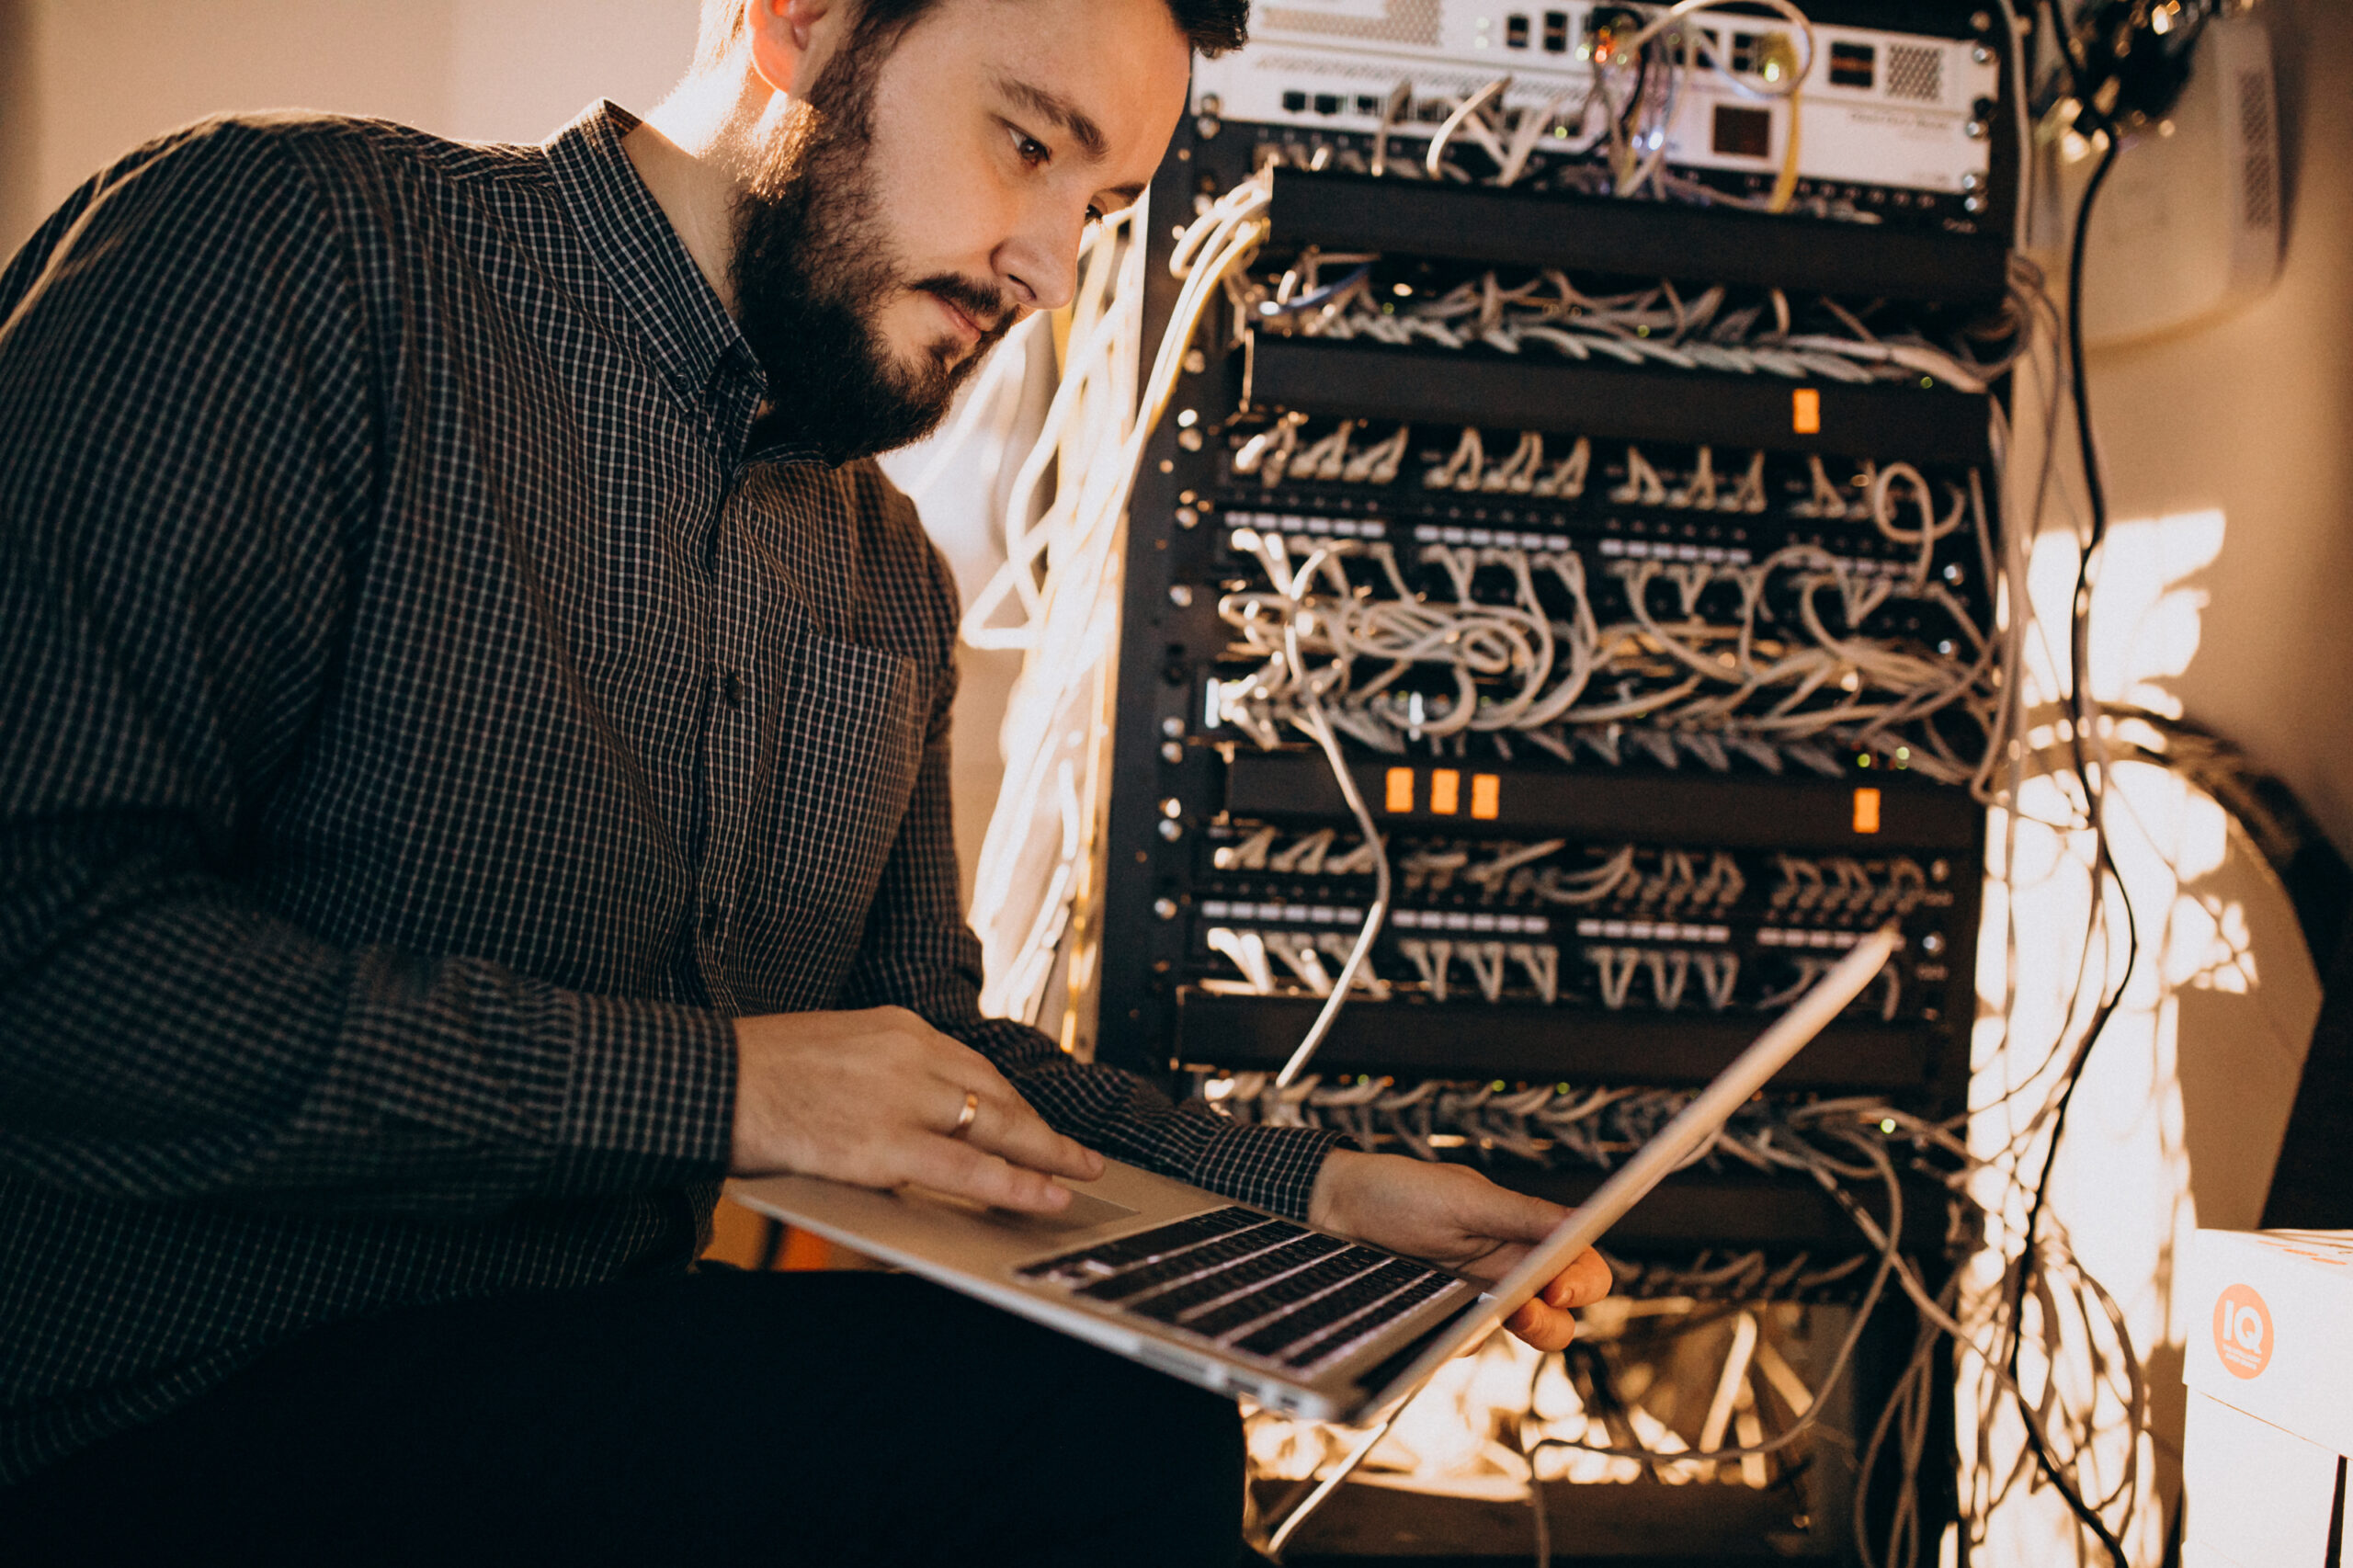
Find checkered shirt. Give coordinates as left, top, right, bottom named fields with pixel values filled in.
left=0, top=101, right=1342, bottom=1485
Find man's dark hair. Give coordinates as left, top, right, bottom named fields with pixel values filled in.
left=691, top=0, right=1249, bottom=74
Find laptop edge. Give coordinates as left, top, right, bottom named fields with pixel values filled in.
left=731, top=926, right=1898, bottom=1427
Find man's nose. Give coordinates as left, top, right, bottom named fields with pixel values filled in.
left=996, top=204, right=1086, bottom=314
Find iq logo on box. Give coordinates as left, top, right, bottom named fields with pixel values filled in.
left=2212, top=1282, right=2273, bottom=1380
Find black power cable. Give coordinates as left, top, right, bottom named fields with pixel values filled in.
left=1998, top=13, right=2144, bottom=1555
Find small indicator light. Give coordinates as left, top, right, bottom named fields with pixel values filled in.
left=1430, top=768, right=1461, bottom=815
left=1471, top=773, right=1501, bottom=820
left=1385, top=767, right=1415, bottom=813
left=1853, top=787, right=1882, bottom=835
left=1792, top=387, right=1822, bottom=434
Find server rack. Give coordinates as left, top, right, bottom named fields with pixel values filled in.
left=1090, top=6, right=2018, bottom=1558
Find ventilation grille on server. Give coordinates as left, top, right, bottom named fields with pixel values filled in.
left=1883, top=43, right=1944, bottom=103
left=2238, top=67, right=2279, bottom=231
left=1261, top=0, right=1441, bottom=48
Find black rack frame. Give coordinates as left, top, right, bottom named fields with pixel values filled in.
left=1244, top=335, right=1995, bottom=464
left=1267, top=167, right=2014, bottom=305
left=1087, top=17, right=2019, bottom=1555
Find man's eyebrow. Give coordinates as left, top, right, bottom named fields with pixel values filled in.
left=994, top=74, right=1109, bottom=162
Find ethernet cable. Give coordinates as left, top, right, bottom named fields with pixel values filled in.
left=964, top=178, right=1277, bottom=1025
left=1215, top=526, right=2000, bottom=772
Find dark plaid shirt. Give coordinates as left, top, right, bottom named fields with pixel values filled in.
left=0, top=101, right=1341, bottom=1484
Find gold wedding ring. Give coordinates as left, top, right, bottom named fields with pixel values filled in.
left=951, top=1089, right=980, bottom=1136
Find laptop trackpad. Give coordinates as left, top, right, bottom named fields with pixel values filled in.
left=904, top=1186, right=1139, bottom=1233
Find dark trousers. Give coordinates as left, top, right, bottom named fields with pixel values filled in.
left=1, top=1267, right=1245, bottom=1566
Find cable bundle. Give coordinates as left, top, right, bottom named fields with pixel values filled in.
left=952, top=180, right=1277, bottom=1028
left=1296, top=0, right=1824, bottom=215
left=1210, top=1078, right=2143, bottom=1567
left=1212, top=514, right=2003, bottom=785
left=1251, top=258, right=2030, bottom=397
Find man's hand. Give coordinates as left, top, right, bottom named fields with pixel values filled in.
left=730, top=1007, right=1103, bottom=1213
left=1310, top=1149, right=1611, bottom=1351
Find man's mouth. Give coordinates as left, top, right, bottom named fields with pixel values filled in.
left=930, top=290, right=986, bottom=345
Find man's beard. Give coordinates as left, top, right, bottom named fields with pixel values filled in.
left=728, top=39, right=1013, bottom=466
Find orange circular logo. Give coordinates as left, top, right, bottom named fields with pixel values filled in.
left=2212, top=1283, right=2273, bottom=1380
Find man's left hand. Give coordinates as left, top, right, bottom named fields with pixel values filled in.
left=1309, top=1149, right=1612, bottom=1352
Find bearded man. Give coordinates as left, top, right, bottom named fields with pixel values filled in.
left=0, top=1, right=1608, bottom=1561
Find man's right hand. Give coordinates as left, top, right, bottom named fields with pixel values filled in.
left=729, top=1007, right=1104, bottom=1213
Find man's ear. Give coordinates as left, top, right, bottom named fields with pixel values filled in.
left=745, top=0, right=845, bottom=97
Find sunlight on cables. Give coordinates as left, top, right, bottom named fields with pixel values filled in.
left=1245, top=1301, right=1847, bottom=1503
left=1963, top=507, right=2322, bottom=1567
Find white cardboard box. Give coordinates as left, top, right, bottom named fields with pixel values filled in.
left=2178, top=1228, right=2351, bottom=1562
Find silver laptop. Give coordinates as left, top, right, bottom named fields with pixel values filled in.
left=731, top=927, right=1896, bottom=1426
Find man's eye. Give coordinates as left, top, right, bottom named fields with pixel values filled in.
left=1084, top=204, right=1104, bottom=226
left=1012, top=129, right=1051, bottom=167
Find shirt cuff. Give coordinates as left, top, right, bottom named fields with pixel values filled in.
left=1185, top=1119, right=1354, bottom=1221
left=549, top=990, right=738, bottom=1193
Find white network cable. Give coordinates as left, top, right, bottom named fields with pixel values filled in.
left=961, top=180, right=1277, bottom=1030
left=1336, top=0, right=1819, bottom=212
left=1217, top=1080, right=2140, bottom=1567
left=1214, top=518, right=2000, bottom=784
left=1271, top=266, right=2026, bottom=397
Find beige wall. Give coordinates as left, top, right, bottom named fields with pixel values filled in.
left=1, top=0, right=699, bottom=254
left=2084, top=0, right=2353, bottom=860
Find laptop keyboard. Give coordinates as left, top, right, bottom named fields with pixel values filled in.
left=1018, top=1207, right=1461, bottom=1371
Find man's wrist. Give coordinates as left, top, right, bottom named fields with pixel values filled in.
left=1309, top=1146, right=1374, bottom=1238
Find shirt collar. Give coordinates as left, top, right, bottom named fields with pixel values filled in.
left=543, top=101, right=767, bottom=421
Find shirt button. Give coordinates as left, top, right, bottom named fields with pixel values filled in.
left=700, top=898, right=724, bottom=935
left=718, top=670, right=743, bottom=709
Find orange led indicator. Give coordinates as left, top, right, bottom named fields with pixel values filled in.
left=1792, top=387, right=1822, bottom=435
left=1852, top=787, right=1882, bottom=835
left=1429, top=768, right=1461, bottom=815
left=1384, top=767, right=1415, bottom=813
left=1470, top=773, right=1501, bottom=820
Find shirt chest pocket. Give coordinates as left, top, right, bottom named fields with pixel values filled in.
left=749, top=623, right=926, bottom=923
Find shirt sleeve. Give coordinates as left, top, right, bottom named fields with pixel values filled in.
left=832, top=540, right=1347, bottom=1222
left=0, top=119, right=736, bottom=1219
